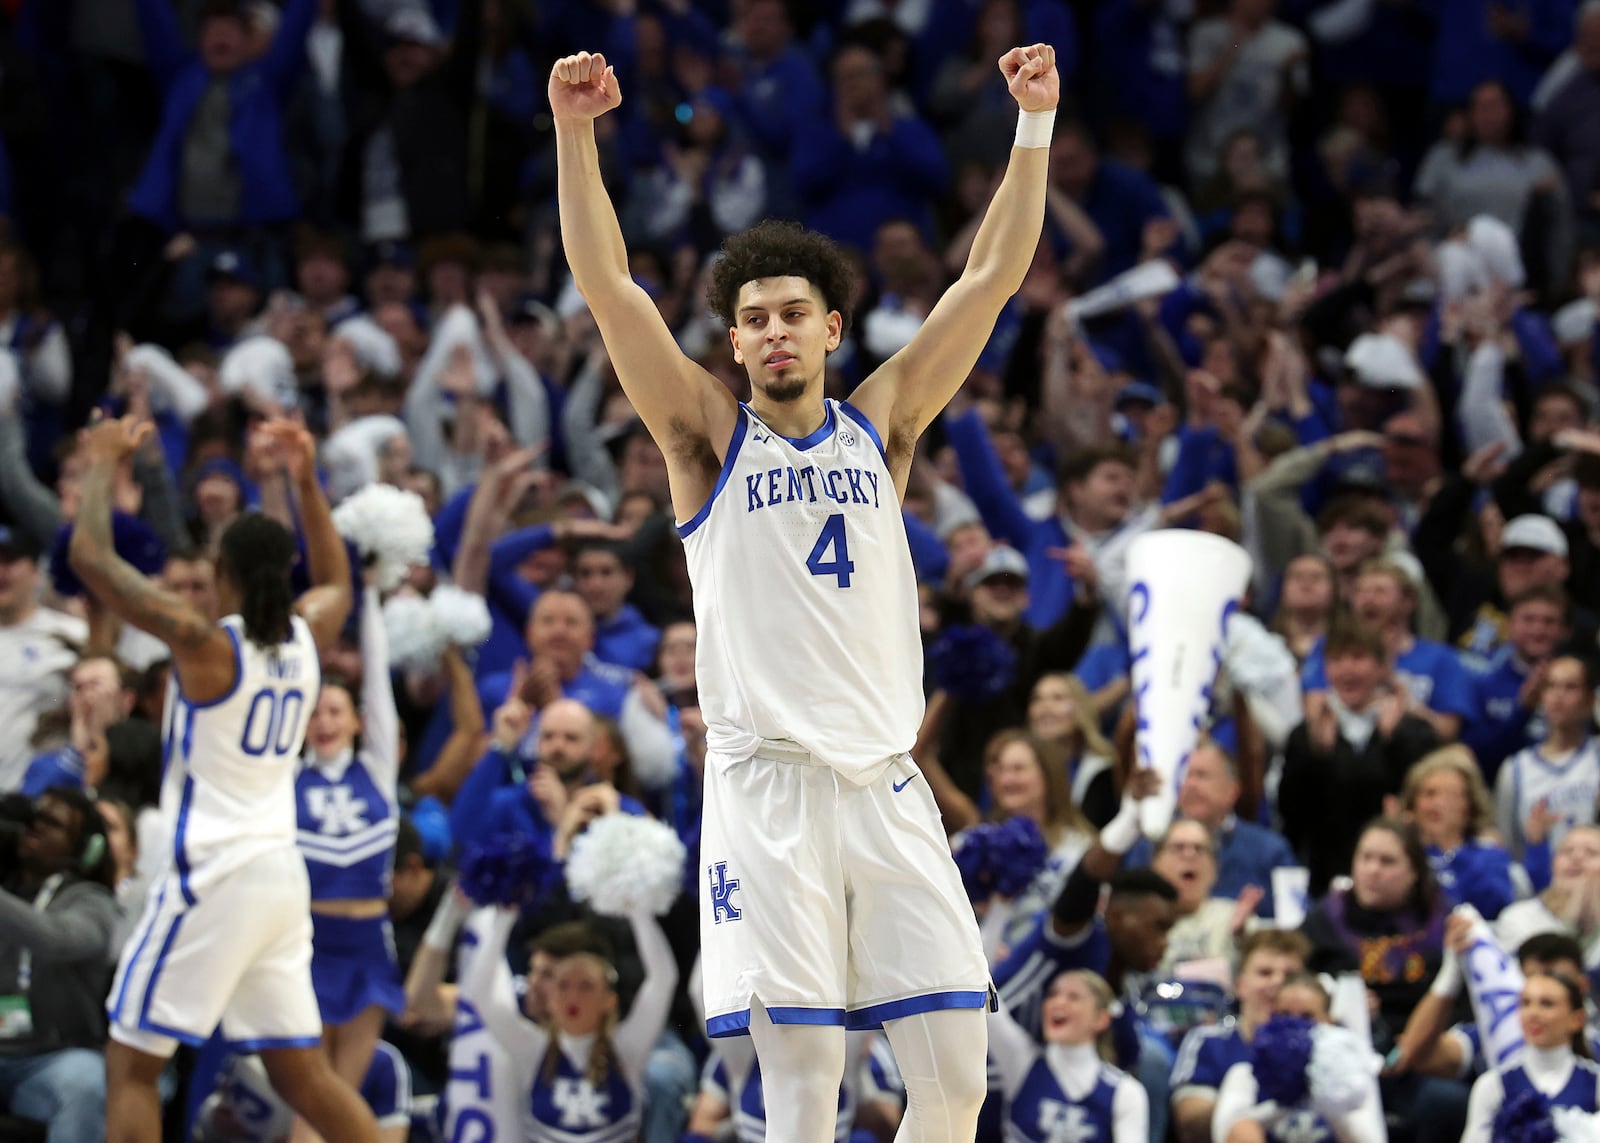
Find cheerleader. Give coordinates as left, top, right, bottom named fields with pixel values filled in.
left=1462, top=972, right=1600, bottom=1143
left=1213, top=973, right=1386, bottom=1143
left=987, top=969, right=1149, bottom=1143
left=294, top=584, right=404, bottom=1114
left=459, top=899, right=677, bottom=1141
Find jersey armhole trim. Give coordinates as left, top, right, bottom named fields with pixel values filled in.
left=677, top=405, right=751, bottom=539
left=839, top=400, right=887, bottom=463
left=178, top=624, right=244, bottom=710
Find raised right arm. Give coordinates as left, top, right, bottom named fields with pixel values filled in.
left=551, top=54, right=736, bottom=485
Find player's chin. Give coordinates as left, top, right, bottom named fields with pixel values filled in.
left=760, top=376, right=807, bottom=404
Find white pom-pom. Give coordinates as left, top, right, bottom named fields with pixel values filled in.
left=565, top=814, right=686, bottom=917
left=332, top=483, right=434, bottom=590
left=428, top=584, right=491, bottom=650
left=383, top=594, right=447, bottom=673
left=1307, top=1024, right=1379, bottom=1119
left=220, top=336, right=297, bottom=410
left=332, top=315, right=402, bottom=377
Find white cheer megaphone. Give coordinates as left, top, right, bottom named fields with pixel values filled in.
left=1125, top=530, right=1253, bottom=839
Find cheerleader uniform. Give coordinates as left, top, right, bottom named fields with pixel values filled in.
left=1213, top=1049, right=1386, bottom=1143
left=1463, top=1045, right=1600, bottom=1143
left=296, top=588, right=405, bottom=1023
left=698, top=1033, right=860, bottom=1142
left=987, top=996, right=1148, bottom=1143
left=460, top=905, right=678, bottom=1142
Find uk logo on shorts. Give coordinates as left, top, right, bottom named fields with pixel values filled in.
left=708, top=861, right=742, bottom=924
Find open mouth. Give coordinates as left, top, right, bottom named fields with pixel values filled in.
left=765, top=353, right=795, bottom=369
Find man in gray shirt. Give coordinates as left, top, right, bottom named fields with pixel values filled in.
left=0, top=786, right=118, bottom=1142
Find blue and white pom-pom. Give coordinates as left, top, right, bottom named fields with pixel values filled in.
left=1251, top=1015, right=1313, bottom=1107
left=565, top=814, right=686, bottom=917
left=928, top=624, right=1017, bottom=702
left=332, top=483, right=434, bottom=590
left=1307, top=1022, right=1379, bottom=1119
left=1493, top=1086, right=1560, bottom=1143
left=953, top=817, right=1050, bottom=902
left=459, top=833, right=558, bottom=909
left=382, top=585, right=493, bottom=671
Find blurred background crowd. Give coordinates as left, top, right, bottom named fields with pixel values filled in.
left=11, top=0, right=1600, bottom=1140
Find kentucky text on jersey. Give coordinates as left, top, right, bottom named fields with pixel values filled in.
left=743, top=463, right=882, bottom=512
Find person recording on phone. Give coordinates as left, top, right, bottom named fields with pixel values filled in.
left=0, top=786, right=119, bottom=1143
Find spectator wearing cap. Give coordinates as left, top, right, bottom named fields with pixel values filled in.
left=0, top=527, right=86, bottom=793
left=931, top=546, right=1100, bottom=801
left=337, top=1, right=482, bottom=244
left=124, top=0, right=318, bottom=288
left=19, top=657, right=136, bottom=799
left=1302, top=558, right=1475, bottom=742
left=1492, top=419, right=1600, bottom=611
left=1452, top=512, right=1600, bottom=663
left=198, top=249, right=263, bottom=350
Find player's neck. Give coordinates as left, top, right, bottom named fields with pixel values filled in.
left=748, top=391, right=827, bottom=440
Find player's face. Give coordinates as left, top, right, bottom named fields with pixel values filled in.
left=1409, top=770, right=1470, bottom=847
left=1234, top=951, right=1301, bottom=1023
left=1520, top=976, right=1584, bottom=1050
left=1541, top=659, right=1592, bottom=727
left=552, top=958, right=617, bottom=1036
left=1510, top=600, right=1567, bottom=662
left=1041, top=974, right=1111, bottom=1046
left=988, top=740, right=1047, bottom=817
left=729, top=277, right=841, bottom=404
left=308, top=684, right=361, bottom=760
left=1350, top=828, right=1416, bottom=912
left=1027, top=676, right=1076, bottom=740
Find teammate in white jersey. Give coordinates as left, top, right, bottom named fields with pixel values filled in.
left=551, top=41, right=1057, bottom=1142
left=68, top=417, right=378, bottom=1143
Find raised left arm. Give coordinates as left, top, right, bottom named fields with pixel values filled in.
left=849, top=44, right=1057, bottom=481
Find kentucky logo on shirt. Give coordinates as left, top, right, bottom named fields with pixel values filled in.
left=709, top=861, right=742, bottom=923
left=552, top=1078, right=609, bottom=1127
left=744, top=464, right=882, bottom=512
left=306, top=785, right=371, bottom=836
left=1038, top=1102, right=1097, bottom=1143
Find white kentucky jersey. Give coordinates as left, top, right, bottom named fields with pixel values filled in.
left=159, top=614, right=321, bottom=900
left=1496, top=738, right=1600, bottom=859
left=678, top=399, right=922, bottom=782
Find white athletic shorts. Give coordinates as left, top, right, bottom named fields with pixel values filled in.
left=699, top=741, right=992, bottom=1037
left=107, top=846, right=321, bottom=1057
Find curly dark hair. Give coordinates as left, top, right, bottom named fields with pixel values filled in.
left=708, top=220, right=857, bottom=335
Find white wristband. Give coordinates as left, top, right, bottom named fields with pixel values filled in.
left=1100, top=796, right=1142, bottom=856
left=1015, top=108, right=1055, bottom=150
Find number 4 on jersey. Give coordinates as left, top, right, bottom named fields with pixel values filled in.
left=806, top=513, right=855, bottom=588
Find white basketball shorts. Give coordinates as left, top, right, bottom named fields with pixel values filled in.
left=108, top=846, right=321, bottom=1057
left=699, top=741, right=992, bottom=1037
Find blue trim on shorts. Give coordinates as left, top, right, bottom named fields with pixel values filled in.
left=838, top=401, right=887, bottom=463
left=139, top=909, right=188, bottom=1028
left=173, top=775, right=198, bottom=905
left=136, top=1017, right=207, bottom=1047
left=677, top=406, right=751, bottom=539
left=110, top=881, right=167, bottom=1023
left=846, top=989, right=990, bottom=1030
left=229, top=1035, right=323, bottom=1052
left=706, top=1005, right=848, bottom=1038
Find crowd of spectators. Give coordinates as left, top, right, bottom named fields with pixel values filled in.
left=14, top=0, right=1600, bottom=1140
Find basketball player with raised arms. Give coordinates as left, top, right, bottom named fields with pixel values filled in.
left=68, top=416, right=378, bottom=1143
left=550, top=41, right=1058, bottom=1143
